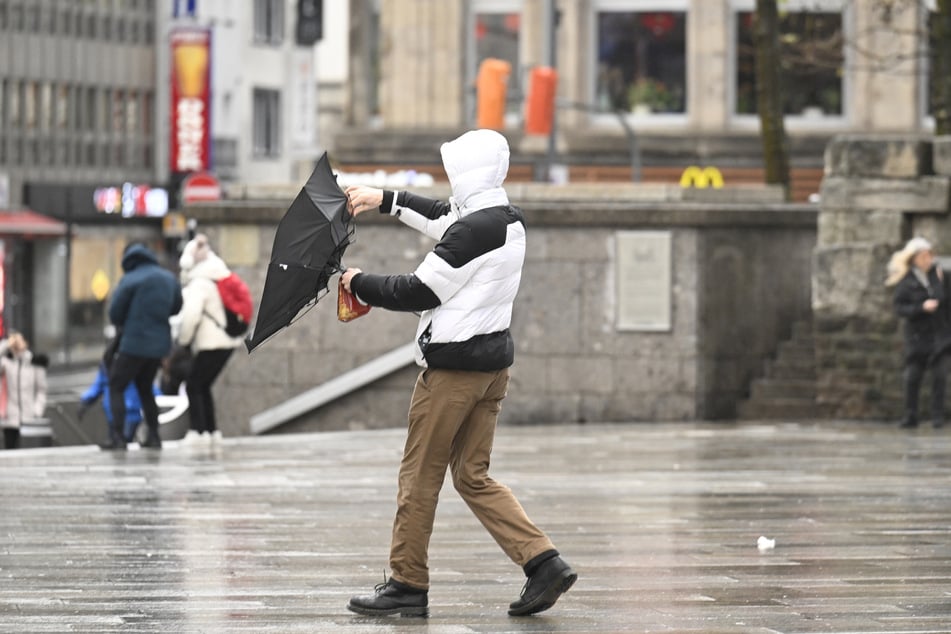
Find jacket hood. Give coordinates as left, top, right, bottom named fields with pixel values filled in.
left=440, top=129, right=510, bottom=215
left=183, top=252, right=231, bottom=283
left=121, top=244, right=159, bottom=272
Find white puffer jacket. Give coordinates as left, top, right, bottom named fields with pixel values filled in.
left=358, top=129, right=526, bottom=371
left=0, top=341, right=47, bottom=429
left=177, top=254, right=243, bottom=351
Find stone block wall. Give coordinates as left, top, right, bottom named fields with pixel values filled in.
left=814, top=136, right=951, bottom=420
left=187, top=187, right=815, bottom=435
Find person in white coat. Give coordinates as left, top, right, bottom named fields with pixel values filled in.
left=177, top=235, right=242, bottom=444
left=0, top=332, right=48, bottom=449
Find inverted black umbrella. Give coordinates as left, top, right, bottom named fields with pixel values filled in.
left=245, top=152, right=353, bottom=352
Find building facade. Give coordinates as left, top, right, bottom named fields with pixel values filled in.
left=336, top=0, right=937, bottom=188
left=0, top=0, right=324, bottom=362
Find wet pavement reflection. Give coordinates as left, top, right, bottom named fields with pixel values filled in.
left=2, top=421, right=951, bottom=632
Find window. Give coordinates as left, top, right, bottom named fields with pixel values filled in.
left=734, top=1, right=845, bottom=117
left=39, top=82, right=51, bottom=131
left=253, top=88, right=281, bottom=158
left=24, top=81, right=36, bottom=129
left=254, top=0, right=284, bottom=45
left=126, top=91, right=138, bottom=135
left=56, top=85, right=69, bottom=129
left=9, top=80, right=20, bottom=127
left=112, top=90, right=125, bottom=135
left=85, top=86, right=97, bottom=131
left=595, top=3, right=687, bottom=115
left=471, top=1, right=522, bottom=122
left=143, top=92, right=153, bottom=135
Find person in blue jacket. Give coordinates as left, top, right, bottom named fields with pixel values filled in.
left=77, top=337, right=159, bottom=444
left=105, top=242, right=182, bottom=450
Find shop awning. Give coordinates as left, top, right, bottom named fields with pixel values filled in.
left=0, top=210, right=67, bottom=237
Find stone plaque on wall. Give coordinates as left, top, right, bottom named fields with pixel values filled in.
left=616, top=230, right=672, bottom=331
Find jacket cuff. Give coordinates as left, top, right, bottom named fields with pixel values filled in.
left=381, top=190, right=399, bottom=216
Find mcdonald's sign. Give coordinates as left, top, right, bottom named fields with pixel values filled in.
left=679, top=166, right=724, bottom=189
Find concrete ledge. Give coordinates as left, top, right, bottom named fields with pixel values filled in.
left=824, top=135, right=934, bottom=179
left=819, top=175, right=951, bottom=213
left=187, top=194, right=817, bottom=229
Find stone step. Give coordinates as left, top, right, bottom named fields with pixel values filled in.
left=737, top=397, right=819, bottom=420
left=750, top=379, right=816, bottom=401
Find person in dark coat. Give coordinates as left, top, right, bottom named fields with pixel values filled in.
left=105, top=242, right=182, bottom=450
left=888, top=237, right=951, bottom=429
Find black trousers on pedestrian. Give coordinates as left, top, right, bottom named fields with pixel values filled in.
left=904, top=352, right=951, bottom=425
left=186, top=348, right=233, bottom=434
left=2, top=428, right=19, bottom=450
left=109, top=353, right=162, bottom=440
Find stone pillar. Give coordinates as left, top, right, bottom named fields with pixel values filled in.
left=814, top=136, right=951, bottom=419
left=378, top=0, right=464, bottom=128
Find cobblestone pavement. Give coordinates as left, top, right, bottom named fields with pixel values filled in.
left=2, top=421, right=951, bottom=633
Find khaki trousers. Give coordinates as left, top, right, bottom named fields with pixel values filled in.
left=389, top=367, right=555, bottom=589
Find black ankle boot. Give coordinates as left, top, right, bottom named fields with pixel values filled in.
left=509, top=554, right=577, bottom=616
left=347, top=577, right=428, bottom=617
left=99, top=432, right=127, bottom=451
left=141, top=430, right=162, bottom=449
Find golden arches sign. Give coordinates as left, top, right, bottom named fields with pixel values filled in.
left=679, top=166, right=724, bottom=189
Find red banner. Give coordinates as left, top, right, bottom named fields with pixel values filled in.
left=170, top=28, right=211, bottom=174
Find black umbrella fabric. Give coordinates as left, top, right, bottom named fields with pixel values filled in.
left=245, top=153, right=352, bottom=352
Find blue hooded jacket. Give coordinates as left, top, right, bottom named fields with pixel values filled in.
left=108, top=244, right=183, bottom=359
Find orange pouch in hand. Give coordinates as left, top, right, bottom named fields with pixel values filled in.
left=338, top=278, right=371, bottom=322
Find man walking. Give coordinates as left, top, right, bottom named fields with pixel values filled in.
left=104, top=242, right=182, bottom=450
left=342, top=129, right=576, bottom=617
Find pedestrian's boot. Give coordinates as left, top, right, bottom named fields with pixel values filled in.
left=99, top=430, right=127, bottom=451
left=509, top=551, right=577, bottom=616
left=347, top=576, right=428, bottom=617
left=141, top=427, right=162, bottom=450
left=899, top=416, right=919, bottom=429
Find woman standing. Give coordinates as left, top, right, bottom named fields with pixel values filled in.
left=0, top=332, right=48, bottom=449
left=176, top=235, right=242, bottom=444
left=888, top=237, right=951, bottom=429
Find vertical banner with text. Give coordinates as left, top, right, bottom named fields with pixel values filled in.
left=170, top=27, right=212, bottom=174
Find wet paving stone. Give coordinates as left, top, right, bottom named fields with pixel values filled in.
left=2, top=421, right=951, bottom=632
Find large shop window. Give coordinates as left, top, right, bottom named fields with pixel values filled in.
left=735, top=5, right=845, bottom=117
left=469, top=1, right=522, bottom=124
left=595, top=5, right=687, bottom=116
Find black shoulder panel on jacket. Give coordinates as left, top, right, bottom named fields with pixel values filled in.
left=434, top=206, right=522, bottom=269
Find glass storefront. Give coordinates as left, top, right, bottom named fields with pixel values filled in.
left=595, top=9, right=687, bottom=115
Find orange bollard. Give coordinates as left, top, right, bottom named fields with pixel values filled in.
left=525, top=66, right=558, bottom=136
left=476, top=58, right=510, bottom=130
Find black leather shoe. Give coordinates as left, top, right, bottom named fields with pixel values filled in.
left=899, top=418, right=918, bottom=429
left=347, top=577, right=428, bottom=617
left=99, top=434, right=127, bottom=451
left=509, top=555, right=577, bottom=616
left=141, top=432, right=162, bottom=450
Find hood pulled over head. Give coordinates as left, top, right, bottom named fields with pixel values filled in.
left=121, top=243, right=159, bottom=272
left=439, top=129, right=510, bottom=215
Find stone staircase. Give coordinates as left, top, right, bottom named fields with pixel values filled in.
left=737, top=320, right=819, bottom=420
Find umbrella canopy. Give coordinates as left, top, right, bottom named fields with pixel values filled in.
left=245, top=152, right=352, bottom=352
